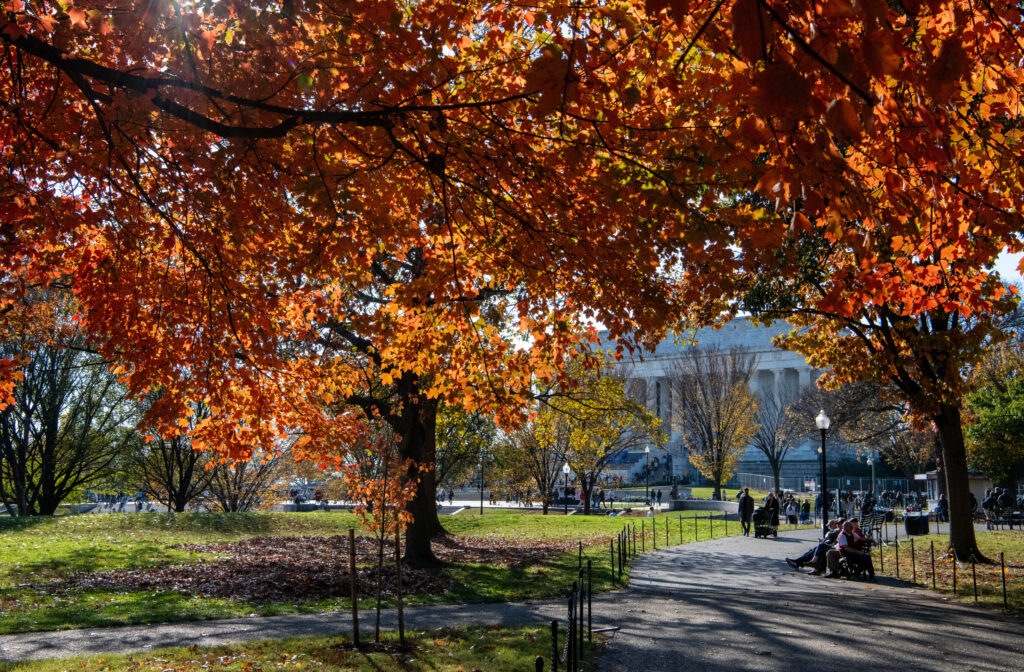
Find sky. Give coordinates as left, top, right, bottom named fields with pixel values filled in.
left=995, top=251, right=1024, bottom=287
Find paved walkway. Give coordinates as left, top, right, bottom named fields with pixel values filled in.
left=2, top=530, right=1024, bottom=670
left=597, top=528, right=1024, bottom=672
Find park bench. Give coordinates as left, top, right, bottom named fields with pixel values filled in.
left=988, top=506, right=1019, bottom=530
left=860, top=512, right=886, bottom=547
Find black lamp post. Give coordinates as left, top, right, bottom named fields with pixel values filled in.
left=816, top=409, right=831, bottom=537
left=563, top=463, right=571, bottom=515
left=479, top=456, right=484, bottom=515
left=645, top=445, right=651, bottom=505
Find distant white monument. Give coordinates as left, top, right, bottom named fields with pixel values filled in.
left=603, top=317, right=826, bottom=485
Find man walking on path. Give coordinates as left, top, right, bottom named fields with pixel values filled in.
left=738, top=487, right=755, bottom=536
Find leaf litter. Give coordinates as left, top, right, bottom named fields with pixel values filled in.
left=56, top=534, right=574, bottom=602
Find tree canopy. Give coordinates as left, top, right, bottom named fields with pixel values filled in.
left=3, top=0, right=1023, bottom=559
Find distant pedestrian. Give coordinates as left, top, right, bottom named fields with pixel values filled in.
left=738, top=487, right=755, bottom=536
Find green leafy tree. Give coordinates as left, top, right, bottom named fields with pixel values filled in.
left=966, top=341, right=1024, bottom=485
left=434, top=405, right=497, bottom=492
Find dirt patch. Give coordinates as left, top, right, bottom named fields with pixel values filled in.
left=59, top=534, right=573, bottom=603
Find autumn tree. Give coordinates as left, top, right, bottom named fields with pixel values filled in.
left=670, top=347, right=759, bottom=500
left=343, top=423, right=418, bottom=643
left=4, top=0, right=1024, bottom=565
left=750, top=384, right=803, bottom=494
left=495, top=419, right=566, bottom=515
left=545, top=372, right=663, bottom=514
left=0, top=0, right=697, bottom=566
left=660, top=0, right=1023, bottom=561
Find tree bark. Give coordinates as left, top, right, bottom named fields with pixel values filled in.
left=934, top=403, right=986, bottom=561
left=396, top=398, right=445, bottom=567
left=581, top=477, right=592, bottom=515
left=770, top=461, right=781, bottom=496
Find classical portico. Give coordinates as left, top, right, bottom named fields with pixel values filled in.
left=606, top=317, right=823, bottom=483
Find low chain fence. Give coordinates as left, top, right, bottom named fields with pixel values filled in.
left=870, top=527, right=1020, bottom=612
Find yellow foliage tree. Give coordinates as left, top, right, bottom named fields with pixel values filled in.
left=671, top=347, right=760, bottom=500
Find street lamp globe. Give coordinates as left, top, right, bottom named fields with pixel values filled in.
left=562, top=462, right=571, bottom=515
left=815, top=410, right=831, bottom=431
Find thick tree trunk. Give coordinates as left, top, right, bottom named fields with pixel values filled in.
left=770, top=461, right=781, bottom=496
left=581, top=478, right=592, bottom=516
left=397, top=398, right=445, bottom=567
left=935, top=404, right=986, bottom=561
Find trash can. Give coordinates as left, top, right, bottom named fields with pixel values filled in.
left=904, top=513, right=929, bottom=536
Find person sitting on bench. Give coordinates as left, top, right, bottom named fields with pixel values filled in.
left=786, top=520, right=841, bottom=574
left=835, top=519, right=874, bottom=579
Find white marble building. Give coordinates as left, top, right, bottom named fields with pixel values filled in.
left=604, top=317, right=825, bottom=484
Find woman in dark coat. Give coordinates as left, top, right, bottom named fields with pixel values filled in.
left=764, top=491, right=781, bottom=529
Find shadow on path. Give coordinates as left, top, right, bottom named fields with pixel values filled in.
left=598, top=529, right=1024, bottom=672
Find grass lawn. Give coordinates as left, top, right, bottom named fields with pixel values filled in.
left=870, top=529, right=1024, bottom=614
left=0, top=625, right=600, bottom=672
left=0, top=510, right=733, bottom=634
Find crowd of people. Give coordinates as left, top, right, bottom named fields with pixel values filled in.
left=737, top=488, right=814, bottom=537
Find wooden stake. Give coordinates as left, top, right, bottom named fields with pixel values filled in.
left=349, top=528, right=359, bottom=647
left=395, top=527, right=405, bottom=645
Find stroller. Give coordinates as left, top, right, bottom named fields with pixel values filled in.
left=753, top=506, right=778, bottom=538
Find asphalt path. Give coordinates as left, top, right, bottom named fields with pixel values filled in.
left=597, top=528, right=1024, bottom=672
left=2, top=528, right=1024, bottom=670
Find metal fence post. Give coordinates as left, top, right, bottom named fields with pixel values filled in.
left=551, top=620, right=558, bottom=672
left=953, top=557, right=957, bottom=595
left=694, top=514, right=697, bottom=542
left=578, top=540, right=582, bottom=569
left=679, top=515, right=683, bottom=544
left=895, top=540, right=900, bottom=579
left=577, top=570, right=584, bottom=657
left=911, top=538, right=916, bottom=584
left=1002, top=552, right=1008, bottom=611
left=879, top=540, right=884, bottom=574
left=725, top=512, right=728, bottom=536
left=930, top=541, right=936, bottom=589
left=568, top=593, right=576, bottom=672
left=618, top=532, right=623, bottom=581
left=973, top=560, right=978, bottom=602
left=632, top=523, right=636, bottom=555
left=641, top=520, right=645, bottom=553
left=587, top=559, right=592, bottom=642
left=537, top=655, right=545, bottom=672
left=610, top=538, right=615, bottom=585
left=709, top=512, right=713, bottom=539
